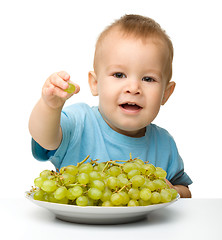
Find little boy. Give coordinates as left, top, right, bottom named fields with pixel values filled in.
left=29, top=14, right=192, bottom=198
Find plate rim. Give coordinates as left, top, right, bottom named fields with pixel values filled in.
left=25, top=191, right=180, bottom=213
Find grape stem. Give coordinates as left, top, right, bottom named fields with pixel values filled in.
left=77, top=155, right=90, bottom=167
left=102, top=158, right=138, bottom=172
left=90, top=159, right=99, bottom=165
left=117, top=185, right=127, bottom=193
left=102, top=161, right=110, bottom=172
left=101, top=160, right=123, bottom=172
left=117, top=183, right=132, bottom=193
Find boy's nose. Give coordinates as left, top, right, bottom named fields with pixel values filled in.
left=124, top=79, right=141, bottom=95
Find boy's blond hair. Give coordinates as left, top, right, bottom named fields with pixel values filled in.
left=93, top=14, right=174, bottom=82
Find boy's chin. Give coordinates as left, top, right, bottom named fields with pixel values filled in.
left=115, top=126, right=146, bottom=138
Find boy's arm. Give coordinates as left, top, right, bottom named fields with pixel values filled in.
left=29, top=97, right=63, bottom=150
left=165, top=179, right=192, bottom=198
left=173, top=185, right=191, bottom=198
left=28, top=71, right=79, bottom=150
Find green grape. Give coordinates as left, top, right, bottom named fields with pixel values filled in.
left=93, top=165, right=99, bottom=171
left=91, top=180, right=105, bottom=191
left=117, top=173, right=127, bottom=179
left=123, top=162, right=135, bottom=173
left=64, top=83, right=75, bottom=94
left=61, top=173, right=76, bottom=186
left=144, top=164, right=156, bottom=175
left=140, top=188, right=152, bottom=201
left=100, top=172, right=107, bottom=180
left=48, top=193, right=58, bottom=203
left=160, top=189, right=172, bottom=203
left=70, top=186, right=83, bottom=198
left=133, top=163, right=141, bottom=170
left=151, top=192, right=161, bottom=204
left=76, top=196, right=88, bottom=206
left=33, top=189, right=44, bottom=201
left=89, top=171, right=101, bottom=181
left=128, top=188, right=140, bottom=200
left=54, top=186, right=67, bottom=200
left=128, top=199, right=139, bottom=207
left=146, top=181, right=156, bottom=191
left=47, top=175, right=55, bottom=180
left=66, top=189, right=76, bottom=200
left=42, top=193, right=50, bottom=202
left=140, top=179, right=151, bottom=189
left=34, top=176, right=46, bottom=188
left=97, top=162, right=106, bottom=171
left=100, top=187, right=112, bottom=202
left=66, top=186, right=83, bottom=200
left=86, top=196, right=95, bottom=206
left=138, top=199, right=152, bottom=206
left=154, top=167, right=167, bottom=179
left=137, top=164, right=146, bottom=174
left=60, top=165, right=78, bottom=175
left=41, top=180, right=57, bottom=193
left=108, top=166, right=121, bottom=177
left=88, top=188, right=102, bottom=200
left=118, top=191, right=130, bottom=205
left=170, top=188, right=178, bottom=199
left=78, top=163, right=93, bottom=173
left=117, top=173, right=128, bottom=187
left=118, top=176, right=129, bottom=187
left=77, top=173, right=90, bottom=185
left=57, top=197, right=69, bottom=204
left=130, top=175, right=145, bottom=188
left=134, top=159, right=144, bottom=165
left=102, top=201, right=113, bottom=207
left=153, top=179, right=167, bottom=190
left=128, top=169, right=140, bottom=179
left=110, top=193, right=123, bottom=206
left=107, top=176, right=118, bottom=190
left=40, top=170, right=52, bottom=179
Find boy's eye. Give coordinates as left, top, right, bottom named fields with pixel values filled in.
left=142, top=76, right=155, bottom=82
left=113, top=72, right=126, bottom=78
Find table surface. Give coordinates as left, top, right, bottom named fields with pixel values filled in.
left=1, top=198, right=222, bottom=240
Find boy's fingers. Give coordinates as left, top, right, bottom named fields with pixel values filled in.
left=57, top=71, right=70, bottom=81
left=46, top=85, right=68, bottom=98
left=50, top=73, right=68, bottom=90
left=53, top=86, right=68, bottom=98
left=43, top=72, right=80, bottom=100
left=74, top=84, right=80, bottom=94
left=42, top=86, right=51, bottom=97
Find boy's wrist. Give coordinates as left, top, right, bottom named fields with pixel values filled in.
left=40, top=96, right=64, bottom=113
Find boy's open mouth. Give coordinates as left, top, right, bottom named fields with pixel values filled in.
left=120, top=103, right=142, bottom=111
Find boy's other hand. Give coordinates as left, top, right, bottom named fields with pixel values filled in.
left=42, top=71, right=80, bottom=109
left=165, top=178, right=191, bottom=198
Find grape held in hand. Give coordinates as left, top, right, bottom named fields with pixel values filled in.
left=64, top=83, right=75, bottom=94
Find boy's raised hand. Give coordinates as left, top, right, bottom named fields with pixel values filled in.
left=42, top=71, right=80, bottom=109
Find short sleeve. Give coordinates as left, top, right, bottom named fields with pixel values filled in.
left=166, top=138, right=192, bottom=186
left=31, top=139, right=56, bottom=161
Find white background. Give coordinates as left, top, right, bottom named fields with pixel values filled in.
left=0, top=0, right=221, bottom=199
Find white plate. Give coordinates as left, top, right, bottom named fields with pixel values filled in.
left=25, top=192, right=180, bottom=224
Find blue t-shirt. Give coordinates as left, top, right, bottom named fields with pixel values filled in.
left=32, top=103, right=192, bottom=186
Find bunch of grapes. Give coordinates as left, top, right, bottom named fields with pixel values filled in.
left=29, top=155, right=178, bottom=207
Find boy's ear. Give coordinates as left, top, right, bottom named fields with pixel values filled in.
left=161, top=81, right=176, bottom=105
left=88, top=71, right=99, bottom=96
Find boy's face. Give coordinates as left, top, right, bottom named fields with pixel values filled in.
left=89, top=29, right=175, bottom=137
